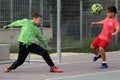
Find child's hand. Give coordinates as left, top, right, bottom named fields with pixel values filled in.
left=112, top=32, right=116, bottom=36
left=3, top=25, right=9, bottom=29
left=91, top=22, right=97, bottom=26
left=44, top=43, right=48, bottom=48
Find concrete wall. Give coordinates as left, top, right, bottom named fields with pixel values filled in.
left=0, top=44, right=9, bottom=60
left=0, top=28, right=53, bottom=45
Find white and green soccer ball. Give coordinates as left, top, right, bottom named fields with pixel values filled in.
left=91, top=3, right=103, bottom=15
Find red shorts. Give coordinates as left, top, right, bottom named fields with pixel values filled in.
left=91, top=37, right=110, bottom=49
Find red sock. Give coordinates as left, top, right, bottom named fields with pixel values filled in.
left=51, top=66, right=56, bottom=68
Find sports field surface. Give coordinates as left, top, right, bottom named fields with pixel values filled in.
left=0, top=51, right=120, bottom=80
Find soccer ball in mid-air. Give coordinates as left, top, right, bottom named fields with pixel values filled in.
left=91, top=3, right=103, bottom=15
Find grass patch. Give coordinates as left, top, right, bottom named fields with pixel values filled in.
left=60, top=37, right=120, bottom=53
left=10, top=44, right=19, bottom=53
left=106, top=42, right=120, bottom=51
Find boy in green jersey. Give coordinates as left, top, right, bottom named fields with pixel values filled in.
left=4, top=12, right=63, bottom=73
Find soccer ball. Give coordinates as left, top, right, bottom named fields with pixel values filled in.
left=91, top=3, right=103, bottom=15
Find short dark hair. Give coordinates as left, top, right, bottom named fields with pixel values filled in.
left=32, top=12, right=42, bottom=18
left=107, top=6, right=117, bottom=14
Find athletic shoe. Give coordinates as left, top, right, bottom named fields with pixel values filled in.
left=93, top=55, right=101, bottom=62
left=50, top=67, right=63, bottom=73
left=4, top=68, right=11, bottom=73
left=100, top=63, right=108, bottom=69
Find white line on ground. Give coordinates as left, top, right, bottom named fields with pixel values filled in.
left=46, top=70, right=120, bottom=80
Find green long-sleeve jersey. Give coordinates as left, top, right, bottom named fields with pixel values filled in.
left=8, top=19, right=47, bottom=46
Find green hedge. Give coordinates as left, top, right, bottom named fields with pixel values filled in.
left=61, top=37, right=120, bottom=53
left=9, top=37, right=120, bottom=53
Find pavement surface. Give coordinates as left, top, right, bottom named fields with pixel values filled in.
left=0, top=51, right=120, bottom=80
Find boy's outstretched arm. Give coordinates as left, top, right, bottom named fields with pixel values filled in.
left=3, top=19, right=27, bottom=29
left=91, top=20, right=104, bottom=26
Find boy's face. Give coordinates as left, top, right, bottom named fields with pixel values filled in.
left=33, top=17, right=42, bottom=26
left=106, top=11, right=115, bottom=18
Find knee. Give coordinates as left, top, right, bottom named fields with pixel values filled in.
left=41, top=49, right=48, bottom=55
left=90, top=45, right=95, bottom=50
left=99, top=47, right=104, bottom=53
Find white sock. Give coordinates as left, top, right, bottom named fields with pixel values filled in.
left=102, top=61, right=107, bottom=64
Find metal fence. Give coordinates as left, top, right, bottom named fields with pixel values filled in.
left=0, top=0, right=120, bottom=63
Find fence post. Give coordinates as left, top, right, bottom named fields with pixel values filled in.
left=80, top=0, right=83, bottom=47
left=10, top=0, right=13, bottom=22
left=115, top=0, right=118, bottom=44
left=57, top=0, right=61, bottom=64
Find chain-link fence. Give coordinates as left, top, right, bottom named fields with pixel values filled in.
left=0, top=0, right=120, bottom=63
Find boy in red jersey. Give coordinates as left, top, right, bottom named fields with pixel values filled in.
left=90, top=6, right=120, bottom=69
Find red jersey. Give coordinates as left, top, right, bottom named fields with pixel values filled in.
left=98, top=17, right=120, bottom=42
